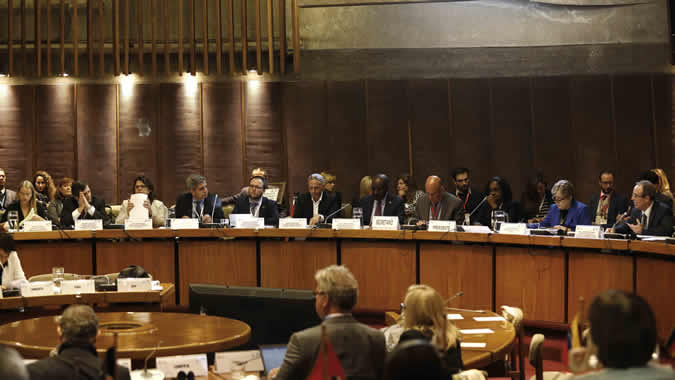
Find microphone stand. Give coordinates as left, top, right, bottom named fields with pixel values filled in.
left=464, top=197, right=488, bottom=226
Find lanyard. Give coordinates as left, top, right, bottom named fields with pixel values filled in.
left=430, top=202, right=441, bottom=220
left=462, top=190, right=471, bottom=211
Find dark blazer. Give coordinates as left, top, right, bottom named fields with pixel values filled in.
left=293, top=191, right=340, bottom=223
left=538, top=199, right=591, bottom=231
left=27, top=341, right=131, bottom=380
left=413, top=192, right=464, bottom=223
left=0, top=200, right=48, bottom=224
left=274, top=315, right=386, bottom=380
left=359, top=193, right=405, bottom=226
left=457, top=189, right=484, bottom=224
left=615, top=201, right=673, bottom=237
left=475, top=201, right=522, bottom=227
left=175, top=192, right=225, bottom=220
left=232, top=195, right=280, bottom=226
left=60, top=196, right=110, bottom=227
left=0, top=188, right=16, bottom=210
left=399, top=329, right=463, bottom=376
left=588, top=192, right=630, bottom=228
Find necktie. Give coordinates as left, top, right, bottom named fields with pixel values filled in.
left=193, top=200, right=200, bottom=218
left=599, top=194, right=609, bottom=217
left=374, top=200, right=382, bottom=216
left=641, top=212, right=647, bottom=228
left=250, top=202, right=258, bottom=216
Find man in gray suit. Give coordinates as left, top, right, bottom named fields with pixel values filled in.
left=414, top=175, right=464, bottom=224
left=0, top=168, right=17, bottom=218
left=270, top=265, right=386, bottom=380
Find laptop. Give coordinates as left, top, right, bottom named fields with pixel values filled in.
left=259, top=344, right=288, bottom=376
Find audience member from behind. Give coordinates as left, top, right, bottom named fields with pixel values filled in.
left=396, top=174, right=425, bottom=223
left=1, top=180, right=49, bottom=231
left=536, top=180, right=590, bottom=232
left=232, top=176, right=280, bottom=226
left=60, top=180, right=110, bottom=227
left=521, top=172, right=552, bottom=224
left=413, top=176, right=464, bottom=225
left=33, top=170, right=56, bottom=205
left=27, top=305, right=131, bottom=380
left=116, top=176, right=168, bottom=227
left=0, top=345, right=29, bottom=380
left=359, top=174, right=405, bottom=226
left=175, top=174, right=225, bottom=222
left=0, top=168, right=17, bottom=216
left=639, top=170, right=674, bottom=211
left=293, top=174, right=339, bottom=225
left=47, top=177, right=73, bottom=225
left=573, top=290, right=674, bottom=380
left=270, top=265, right=386, bottom=380
left=612, top=180, right=673, bottom=237
left=475, top=176, right=521, bottom=227
left=588, top=170, right=629, bottom=228
left=452, top=167, right=484, bottom=224
left=383, top=339, right=446, bottom=380
left=0, top=232, right=28, bottom=289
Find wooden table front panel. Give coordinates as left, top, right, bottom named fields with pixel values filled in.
left=495, top=246, right=565, bottom=323
left=16, top=241, right=94, bottom=279
left=636, top=256, right=675, bottom=341
left=96, top=241, right=175, bottom=283
left=341, top=240, right=416, bottom=310
left=260, top=240, right=337, bottom=290
left=419, top=242, right=493, bottom=311
left=567, top=249, right=633, bottom=323
left=178, top=239, right=257, bottom=306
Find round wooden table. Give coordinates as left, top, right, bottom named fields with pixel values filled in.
left=0, top=312, right=251, bottom=359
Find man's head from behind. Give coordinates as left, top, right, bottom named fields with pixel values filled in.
left=58, top=305, right=99, bottom=345
left=0, top=345, right=29, bottom=380
left=589, top=290, right=656, bottom=369
left=313, top=265, right=358, bottom=319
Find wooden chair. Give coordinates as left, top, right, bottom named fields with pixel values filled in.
left=529, top=334, right=545, bottom=380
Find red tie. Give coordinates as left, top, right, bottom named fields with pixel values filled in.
left=375, top=200, right=382, bottom=216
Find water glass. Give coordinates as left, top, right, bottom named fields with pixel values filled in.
left=52, top=266, right=65, bottom=287
left=492, top=210, right=508, bottom=231
left=7, top=210, right=19, bottom=231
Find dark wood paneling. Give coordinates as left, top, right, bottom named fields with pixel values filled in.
left=636, top=256, right=675, bottom=341
left=76, top=85, right=118, bottom=204
left=96, top=240, right=175, bottom=283
left=652, top=75, right=672, bottom=179
left=202, top=83, right=245, bottom=198
left=0, top=85, right=34, bottom=190
left=260, top=240, right=336, bottom=289
left=15, top=241, right=93, bottom=277
left=244, top=81, right=285, bottom=182
left=36, top=85, right=76, bottom=180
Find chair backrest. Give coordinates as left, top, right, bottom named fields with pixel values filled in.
left=383, top=339, right=445, bottom=380
left=29, top=273, right=78, bottom=282
left=501, top=305, right=525, bottom=380
left=528, top=333, right=545, bottom=380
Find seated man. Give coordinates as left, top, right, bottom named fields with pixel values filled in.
left=413, top=175, right=464, bottom=225
left=589, top=170, right=629, bottom=228
left=222, top=167, right=267, bottom=205
left=574, top=290, right=674, bottom=380
left=359, top=174, right=405, bottom=226
left=293, top=173, right=339, bottom=225
left=60, top=181, right=110, bottom=227
left=270, top=265, right=386, bottom=380
left=613, top=180, right=673, bottom=236
left=232, top=176, right=280, bottom=226
left=175, top=174, right=225, bottom=222
left=27, top=304, right=131, bottom=380
left=0, top=346, right=29, bottom=380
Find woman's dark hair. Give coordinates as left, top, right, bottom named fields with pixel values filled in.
left=0, top=232, right=17, bottom=253
left=55, top=177, right=74, bottom=200
left=71, top=181, right=88, bottom=198
left=395, top=174, right=418, bottom=203
left=132, top=176, right=155, bottom=202
left=525, top=172, right=548, bottom=201
left=485, top=176, right=513, bottom=204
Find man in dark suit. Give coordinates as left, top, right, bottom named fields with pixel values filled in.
left=270, top=265, right=386, bottom=380
left=60, top=180, right=110, bottom=227
left=359, top=174, right=405, bottom=226
left=0, top=168, right=17, bottom=217
left=588, top=170, right=630, bottom=228
left=293, top=173, right=339, bottom=225
left=233, top=176, right=280, bottom=226
left=175, top=174, right=225, bottom=222
left=27, top=305, right=131, bottom=380
left=413, top=175, right=464, bottom=224
left=614, top=180, right=673, bottom=236
left=452, top=167, right=483, bottom=224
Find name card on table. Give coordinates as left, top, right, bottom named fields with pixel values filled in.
left=215, top=351, right=264, bottom=374
left=117, top=358, right=132, bottom=371
left=236, top=217, right=265, bottom=229
left=279, top=218, right=308, bottom=229
left=21, top=281, right=54, bottom=297
left=125, top=219, right=153, bottom=230
left=499, top=223, right=528, bottom=235
left=332, top=218, right=361, bottom=230
left=61, top=279, right=96, bottom=295
left=75, top=219, right=103, bottom=231
left=170, top=218, right=199, bottom=230
left=428, top=220, right=456, bottom=232
left=156, top=354, right=208, bottom=378
left=575, top=225, right=602, bottom=239
left=458, top=225, right=492, bottom=234
left=118, top=278, right=152, bottom=292
left=371, top=216, right=399, bottom=231
left=22, top=220, right=53, bottom=232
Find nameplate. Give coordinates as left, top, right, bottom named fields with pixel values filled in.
left=214, top=350, right=264, bottom=374
left=21, top=281, right=54, bottom=297
left=125, top=219, right=153, bottom=230
left=61, top=279, right=96, bottom=295
left=236, top=217, right=265, bottom=229
left=170, top=218, right=199, bottom=230
left=117, top=358, right=132, bottom=371
left=117, top=278, right=153, bottom=292
left=332, top=218, right=361, bottom=230
left=459, top=225, right=492, bottom=234
left=428, top=220, right=456, bottom=232
left=22, top=220, right=53, bottom=232
left=278, top=218, right=308, bottom=229
left=575, top=225, right=601, bottom=239
left=371, top=216, right=399, bottom=231
left=156, top=354, right=208, bottom=377
left=499, top=223, right=528, bottom=235
left=75, top=219, right=103, bottom=231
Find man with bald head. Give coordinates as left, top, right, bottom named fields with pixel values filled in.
left=359, top=174, right=405, bottom=226
left=413, top=176, right=464, bottom=224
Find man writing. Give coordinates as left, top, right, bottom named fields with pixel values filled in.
left=413, top=176, right=464, bottom=225
left=293, top=173, right=339, bottom=225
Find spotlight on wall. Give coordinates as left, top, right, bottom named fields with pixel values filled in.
left=120, top=74, right=135, bottom=98
left=184, top=73, right=199, bottom=96
left=58, top=73, right=69, bottom=77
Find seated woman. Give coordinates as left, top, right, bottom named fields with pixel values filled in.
left=115, top=176, right=168, bottom=227
left=475, top=176, right=521, bottom=227
left=396, top=174, right=424, bottom=224
left=521, top=173, right=552, bottom=224
left=47, top=177, right=73, bottom=225
left=0, top=232, right=28, bottom=289
left=32, top=170, right=56, bottom=206
left=1, top=181, right=48, bottom=231
left=536, top=179, right=591, bottom=232
left=321, top=171, right=342, bottom=209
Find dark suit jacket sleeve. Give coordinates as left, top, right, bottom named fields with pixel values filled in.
left=274, top=332, right=310, bottom=380
left=60, top=197, right=77, bottom=226
left=359, top=197, right=371, bottom=226
left=292, top=194, right=310, bottom=220
left=645, top=203, right=673, bottom=236
left=91, top=197, right=110, bottom=224
left=322, top=192, right=340, bottom=222
left=263, top=198, right=280, bottom=226
left=393, top=197, right=405, bottom=225
left=588, top=194, right=599, bottom=222
left=175, top=193, right=191, bottom=218
left=232, top=198, right=244, bottom=214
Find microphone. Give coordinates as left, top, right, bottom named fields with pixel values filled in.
left=209, top=194, right=219, bottom=222
left=313, top=203, right=351, bottom=229
left=464, top=196, right=488, bottom=225
left=610, top=205, right=632, bottom=230
left=324, top=203, right=350, bottom=222
left=445, top=290, right=463, bottom=304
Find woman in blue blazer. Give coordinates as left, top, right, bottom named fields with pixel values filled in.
left=536, top=180, right=591, bottom=232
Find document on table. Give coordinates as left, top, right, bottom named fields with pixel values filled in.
left=473, top=316, right=506, bottom=322
left=447, top=314, right=463, bottom=320
left=459, top=328, right=494, bottom=334
left=460, top=342, right=487, bottom=348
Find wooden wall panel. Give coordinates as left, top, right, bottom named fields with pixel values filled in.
left=0, top=85, right=34, bottom=190
left=96, top=240, right=175, bottom=284
left=244, top=82, right=285, bottom=183
left=15, top=241, right=93, bottom=277
left=260, top=240, right=336, bottom=289
left=76, top=85, right=118, bottom=204
left=118, top=84, right=161, bottom=203
left=652, top=75, right=673, bottom=179
left=202, top=82, right=245, bottom=198
left=36, top=85, right=76, bottom=180
left=636, top=256, right=675, bottom=341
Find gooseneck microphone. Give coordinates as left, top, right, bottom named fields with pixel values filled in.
left=464, top=197, right=488, bottom=225
left=445, top=290, right=464, bottom=304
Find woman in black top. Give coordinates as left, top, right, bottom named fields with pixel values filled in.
left=475, top=176, right=521, bottom=227
left=1, top=181, right=48, bottom=231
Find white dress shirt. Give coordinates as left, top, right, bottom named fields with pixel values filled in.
left=2, top=251, right=28, bottom=289
left=312, top=192, right=324, bottom=222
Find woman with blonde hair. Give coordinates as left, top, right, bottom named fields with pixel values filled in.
left=651, top=168, right=674, bottom=199
left=359, top=176, right=373, bottom=199
left=1, top=181, right=48, bottom=231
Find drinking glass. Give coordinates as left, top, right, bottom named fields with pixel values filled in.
left=7, top=210, right=18, bottom=231
left=352, top=207, right=363, bottom=226
left=492, top=210, right=508, bottom=231
left=52, top=266, right=65, bottom=287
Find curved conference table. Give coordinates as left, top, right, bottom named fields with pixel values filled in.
left=10, top=228, right=675, bottom=341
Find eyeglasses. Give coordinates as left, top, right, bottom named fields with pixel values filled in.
left=177, top=371, right=195, bottom=380
left=553, top=196, right=568, bottom=202
left=249, top=185, right=263, bottom=190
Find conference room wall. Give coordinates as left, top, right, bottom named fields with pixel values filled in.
left=0, top=74, right=670, bottom=207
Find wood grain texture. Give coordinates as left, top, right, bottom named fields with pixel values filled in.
left=260, top=240, right=337, bottom=289
left=635, top=256, right=675, bottom=341
left=495, top=246, right=565, bottom=322
left=35, top=85, right=76, bottom=180
left=341, top=240, right=416, bottom=310
left=96, top=240, right=175, bottom=283
left=0, top=85, right=34, bottom=191
left=178, top=239, right=257, bottom=306
left=15, top=241, right=93, bottom=277
left=419, top=242, right=493, bottom=311
left=244, top=81, right=285, bottom=182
